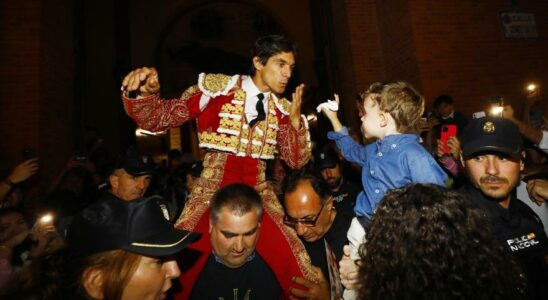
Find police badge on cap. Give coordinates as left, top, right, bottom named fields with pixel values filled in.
left=460, top=117, right=522, bottom=160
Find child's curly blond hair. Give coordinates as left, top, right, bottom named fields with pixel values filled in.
left=359, top=81, right=425, bottom=133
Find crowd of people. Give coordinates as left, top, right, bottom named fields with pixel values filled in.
left=1, top=34, right=547, bottom=299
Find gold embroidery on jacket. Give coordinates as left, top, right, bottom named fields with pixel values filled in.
left=197, top=86, right=280, bottom=159
left=180, top=85, right=199, bottom=99
left=200, top=74, right=233, bottom=95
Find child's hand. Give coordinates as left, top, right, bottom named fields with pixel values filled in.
left=318, top=94, right=340, bottom=120
left=318, top=94, right=344, bottom=131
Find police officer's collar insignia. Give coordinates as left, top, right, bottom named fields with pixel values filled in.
left=142, top=156, right=148, bottom=164
left=320, top=153, right=325, bottom=159
left=483, top=121, right=495, bottom=133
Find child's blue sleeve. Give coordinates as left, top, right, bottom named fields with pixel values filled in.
left=405, top=151, right=448, bottom=185
left=327, top=127, right=368, bottom=164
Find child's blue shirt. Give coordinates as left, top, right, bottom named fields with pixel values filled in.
left=328, top=127, right=448, bottom=218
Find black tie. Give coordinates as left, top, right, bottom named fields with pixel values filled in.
left=249, top=93, right=265, bottom=127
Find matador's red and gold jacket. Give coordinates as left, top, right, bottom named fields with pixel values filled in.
left=122, top=73, right=317, bottom=299
left=122, top=73, right=311, bottom=168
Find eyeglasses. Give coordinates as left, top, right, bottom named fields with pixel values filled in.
left=283, top=197, right=331, bottom=228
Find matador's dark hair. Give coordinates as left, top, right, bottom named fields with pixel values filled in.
left=249, top=34, right=296, bottom=76
left=358, top=184, right=526, bottom=300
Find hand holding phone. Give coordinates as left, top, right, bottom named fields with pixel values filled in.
left=21, top=148, right=37, bottom=161
left=440, top=125, right=457, bottom=155
left=487, top=97, right=504, bottom=117
left=8, top=158, right=39, bottom=184
left=32, top=213, right=54, bottom=232
left=526, top=84, right=541, bottom=105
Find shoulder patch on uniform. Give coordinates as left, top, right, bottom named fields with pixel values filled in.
left=198, top=73, right=238, bottom=98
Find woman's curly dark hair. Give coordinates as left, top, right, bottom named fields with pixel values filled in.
left=358, top=184, right=526, bottom=300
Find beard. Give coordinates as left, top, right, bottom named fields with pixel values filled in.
left=477, top=175, right=512, bottom=200
left=325, top=176, right=342, bottom=190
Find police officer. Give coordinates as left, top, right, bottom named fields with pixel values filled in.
left=459, top=117, right=548, bottom=299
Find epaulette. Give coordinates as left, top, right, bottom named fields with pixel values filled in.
left=197, top=73, right=239, bottom=98
left=273, top=97, right=291, bottom=116
left=180, top=85, right=199, bottom=99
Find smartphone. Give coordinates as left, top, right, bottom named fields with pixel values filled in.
left=472, top=111, right=486, bottom=119
left=21, top=148, right=37, bottom=161
left=440, top=125, right=457, bottom=154
left=487, top=97, right=504, bottom=117
left=32, top=213, right=54, bottom=231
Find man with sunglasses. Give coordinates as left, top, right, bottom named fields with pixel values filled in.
left=459, top=117, right=548, bottom=299
left=283, top=172, right=353, bottom=300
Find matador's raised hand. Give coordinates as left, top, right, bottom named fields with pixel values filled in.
left=290, top=84, right=306, bottom=130
left=122, top=67, right=160, bottom=97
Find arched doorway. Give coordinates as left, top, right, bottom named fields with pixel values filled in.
left=149, top=1, right=289, bottom=158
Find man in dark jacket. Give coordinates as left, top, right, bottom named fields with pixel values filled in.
left=459, top=117, right=548, bottom=299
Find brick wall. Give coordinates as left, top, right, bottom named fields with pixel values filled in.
left=39, top=0, right=75, bottom=185
left=346, top=0, right=386, bottom=89
left=0, top=0, right=74, bottom=191
left=345, top=0, right=548, bottom=119
left=411, top=0, right=548, bottom=117
left=3, top=0, right=548, bottom=184
left=0, top=0, right=41, bottom=176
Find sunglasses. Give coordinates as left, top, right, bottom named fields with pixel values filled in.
left=283, top=197, right=331, bottom=228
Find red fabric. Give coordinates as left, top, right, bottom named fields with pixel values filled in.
left=122, top=78, right=311, bottom=170
left=196, top=94, right=232, bottom=132
left=219, top=156, right=259, bottom=186
left=177, top=211, right=211, bottom=300
left=122, top=76, right=312, bottom=299
left=174, top=155, right=305, bottom=300
left=255, top=212, right=302, bottom=299
left=176, top=210, right=301, bottom=300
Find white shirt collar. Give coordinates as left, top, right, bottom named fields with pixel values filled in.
left=242, top=75, right=271, bottom=102
left=442, top=110, right=455, bottom=120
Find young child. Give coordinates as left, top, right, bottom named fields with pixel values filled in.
left=320, top=81, right=448, bottom=298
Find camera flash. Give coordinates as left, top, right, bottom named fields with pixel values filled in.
left=40, top=214, right=54, bottom=223
left=527, top=84, right=537, bottom=92
left=491, top=106, right=504, bottom=116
